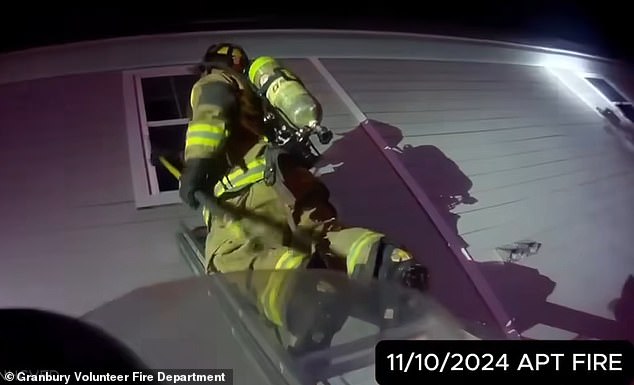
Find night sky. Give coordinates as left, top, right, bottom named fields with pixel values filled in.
left=0, top=1, right=630, bottom=63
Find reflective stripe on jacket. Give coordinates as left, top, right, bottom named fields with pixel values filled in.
left=200, top=140, right=269, bottom=225
left=213, top=140, right=269, bottom=198
left=213, top=157, right=266, bottom=197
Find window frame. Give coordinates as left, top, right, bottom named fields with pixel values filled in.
left=123, top=65, right=196, bottom=208
left=581, top=72, right=634, bottom=123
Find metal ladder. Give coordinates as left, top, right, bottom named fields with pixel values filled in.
left=175, top=223, right=208, bottom=276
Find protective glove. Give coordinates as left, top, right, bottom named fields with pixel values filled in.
left=179, top=158, right=213, bottom=209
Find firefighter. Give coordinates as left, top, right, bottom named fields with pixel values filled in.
left=179, top=43, right=428, bottom=291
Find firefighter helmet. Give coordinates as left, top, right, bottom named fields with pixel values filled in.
left=201, top=43, right=249, bottom=74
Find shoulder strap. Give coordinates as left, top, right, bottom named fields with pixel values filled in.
left=264, top=145, right=299, bottom=234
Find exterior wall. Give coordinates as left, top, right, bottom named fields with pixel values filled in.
left=0, top=30, right=631, bottom=341
left=322, top=58, right=634, bottom=340
left=0, top=72, right=195, bottom=316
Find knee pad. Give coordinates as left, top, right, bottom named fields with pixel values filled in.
left=374, top=239, right=430, bottom=292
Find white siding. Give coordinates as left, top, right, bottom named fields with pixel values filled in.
left=0, top=73, right=196, bottom=316
left=1, top=31, right=631, bottom=342
left=323, top=59, right=634, bottom=331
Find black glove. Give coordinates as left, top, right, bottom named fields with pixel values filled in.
left=179, top=158, right=213, bottom=209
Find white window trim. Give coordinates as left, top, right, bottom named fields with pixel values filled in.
left=148, top=118, right=190, bottom=127
left=123, top=65, right=193, bottom=208
left=580, top=72, right=633, bottom=121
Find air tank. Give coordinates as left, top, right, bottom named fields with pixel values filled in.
left=248, top=56, right=323, bottom=129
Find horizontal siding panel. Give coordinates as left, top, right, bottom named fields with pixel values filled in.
left=467, top=150, right=627, bottom=193
left=349, top=91, right=570, bottom=105
left=336, top=73, right=550, bottom=83
left=459, top=177, right=633, bottom=240
left=323, top=58, right=534, bottom=69
left=457, top=168, right=634, bottom=242
left=328, top=70, right=550, bottom=83
left=352, top=99, right=588, bottom=114
left=340, top=79, right=561, bottom=92
left=0, top=195, right=196, bottom=232
left=323, top=59, right=540, bottom=75
left=366, top=109, right=597, bottom=125
left=454, top=145, right=609, bottom=177
left=349, top=89, right=571, bottom=103
left=429, top=135, right=607, bottom=162
left=391, top=117, right=599, bottom=137
left=455, top=161, right=634, bottom=217
left=1, top=219, right=192, bottom=315
left=397, top=123, right=598, bottom=149
left=461, top=172, right=634, bottom=251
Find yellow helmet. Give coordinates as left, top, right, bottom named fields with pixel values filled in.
left=200, top=43, right=249, bottom=74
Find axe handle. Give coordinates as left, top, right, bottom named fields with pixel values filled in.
left=157, top=156, right=338, bottom=259
left=157, top=156, right=232, bottom=220
left=158, top=156, right=182, bottom=179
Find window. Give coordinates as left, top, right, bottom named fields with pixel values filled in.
left=148, top=123, right=187, bottom=192
left=123, top=66, right=199, bottom=207
left=585, top=77, right=628, bottom=103
left=141, top=76, right=196, bottom=121
left=584, top=75, right=633, bottom=124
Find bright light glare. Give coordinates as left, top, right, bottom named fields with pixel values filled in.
left=543, top=66, right=606, bottom=117
left=538, top=54, right=589, bottom=73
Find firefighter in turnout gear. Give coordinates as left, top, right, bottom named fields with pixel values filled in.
left=179, top=43, right=429, bottom=292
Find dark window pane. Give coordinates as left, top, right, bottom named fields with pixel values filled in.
left=148, top=124, right=187, bottom=192
left=141, top=77, right=179, bottom=121
left=174, top=75, right=199, bottom=119
left=585, top=78, right=628, bottom=103
left=141, top=75, right=198, bottom=121
left=617, top=104, right=634, bottom=123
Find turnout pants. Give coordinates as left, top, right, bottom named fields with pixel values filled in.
left=205, top=164, right=387, bottom=277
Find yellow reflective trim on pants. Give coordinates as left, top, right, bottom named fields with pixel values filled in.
left=346, top=232, right=383, bottom=276
left=260, top=272, right=288, bottom=327
left=274, top=250, right=305, bottom=270
left=284, top=255, right=304, bottom=270
left=260, top=250, right=306, bottom=327
left=274, top=250, right=293, bottom=270
left=202, top=206, right=211, bottom=226
left=214, top=158, right=266, bottom=197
